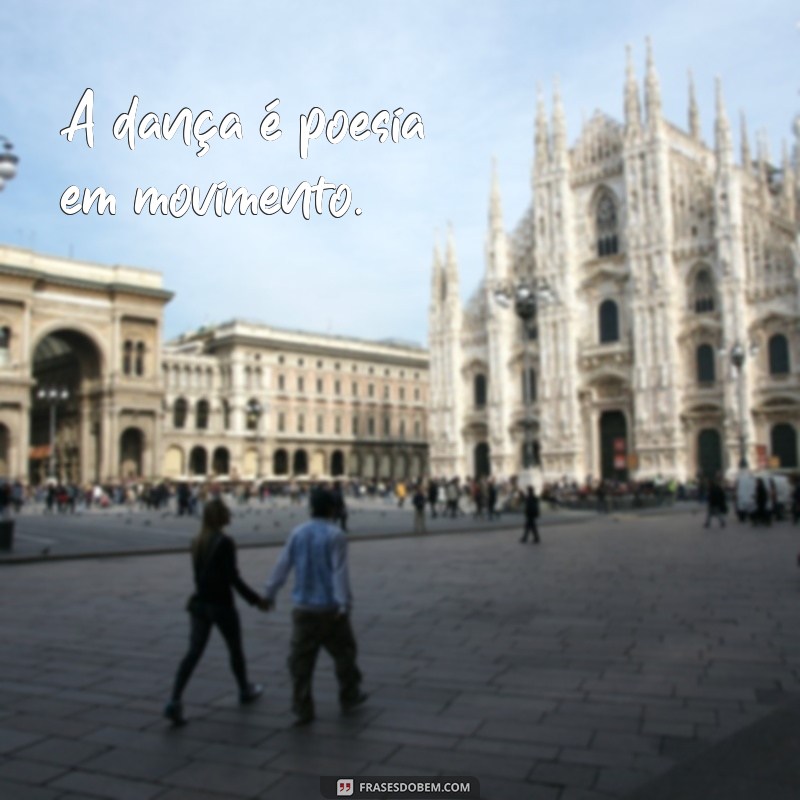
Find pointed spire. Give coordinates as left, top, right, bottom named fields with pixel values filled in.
left=431, top=231, right=443, bottom=302
left=489, top=157, right=504, bottom=233
left=758, top=129, right=771, bottom=167
left=624, top=44, right=642, bottom=138
left=688, top=70, right=701, bottom=141
left=782, top=140, right=794, bottom=207
left=740, top=111, right=751, bottom=170
left=551, top=76, right=567, bottom=162
left=714, top=77, right=732, bottom=163
left=644, top=37, right=662, bottom=129
left=445, top=222, right=460, bottom=283
left=534, top=83, right=549, bottom=169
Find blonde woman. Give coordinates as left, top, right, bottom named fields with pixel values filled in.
left=165, top=498, right=267, bottom=726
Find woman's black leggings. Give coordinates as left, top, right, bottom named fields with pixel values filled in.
left=171, top=603, right=249, bottom=700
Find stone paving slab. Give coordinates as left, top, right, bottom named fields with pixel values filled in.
left=1, top=498, right=599, bottom=562
left=0, top=511, right=798, bottom=799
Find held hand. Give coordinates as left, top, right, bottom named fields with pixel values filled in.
left=257, top=597, right=273, bottom=612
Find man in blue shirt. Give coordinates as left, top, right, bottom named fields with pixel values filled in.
left=263, top=488, right=366, bottom=725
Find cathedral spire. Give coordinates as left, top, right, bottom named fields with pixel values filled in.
left=688, top=70, right=701, bottom=141
left=714, top=77, right=732, bottom=164
left=782, top=139, right=794, bottom=212
left=551, top=76, right=567, bottom=163
left=644, top=37, right=662, bottom=130
left=624, top=44, right=642, bottom=138
left=445, top=223, right=460, bottom=289
left=534, top=83, right=550, bottom=170
left=740, top=111, right=751, bottom=170
left=489, top=157, right=504, bottom=233
left=430, top=231, right=443, bottom=304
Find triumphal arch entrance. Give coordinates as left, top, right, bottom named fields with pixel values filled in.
left=0, top=245, right=172, bottom=485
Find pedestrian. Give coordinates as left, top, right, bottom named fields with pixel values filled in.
left=487, top=478, right=499, bottom=520
left=412, top=484, right=427, bottom=533
left=262, top=488, right=367, bottom=726
left=164, top=498, right=267, bottom=726
left=703, top=477, right=727, bottom=528
left=520, top=486, right=540, bottom=543
left=754, top=478, right=771, bottom=526
left=427, top=478, right=438, bottom=518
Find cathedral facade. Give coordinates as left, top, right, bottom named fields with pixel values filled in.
left=428, top=43, right=800, bottom=484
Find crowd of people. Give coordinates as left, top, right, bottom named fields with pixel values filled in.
left=1, top=471, right=799, bottom=529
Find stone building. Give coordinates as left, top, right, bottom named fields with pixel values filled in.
left=428, top=42, right=800, bottom=483
left=0, top=244, right=170, bottom=484
left=0, top=246, right=429, bottom=484
left=161, top=321, right=429, bottom=483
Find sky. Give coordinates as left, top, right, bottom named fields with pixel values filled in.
left=1, top=1, right=797, bottom=345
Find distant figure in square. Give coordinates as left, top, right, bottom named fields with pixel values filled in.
left=412, top=484, right=427, bottom=533
left=262, top=488, right=366, bottom=725
left=703, top=476, right=727, bottom=528
left=520, top=486, right=540, bottom=543
left=164, top=498, right=266, bottom=726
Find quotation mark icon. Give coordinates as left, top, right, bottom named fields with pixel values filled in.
left=337, top=778, right=354, bottom=796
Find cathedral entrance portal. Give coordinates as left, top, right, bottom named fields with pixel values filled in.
left=474, top=442, right=490, bottom=478
left=599, top=411, right=628, bottom=481
left=697, top=428, right=723, bottom=478
left=30, top=330, right=103, bottom=485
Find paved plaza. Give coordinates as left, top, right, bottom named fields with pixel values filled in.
left=0, top=507, right=799, bottom=799
left=0, top=498, right=551, bottom=562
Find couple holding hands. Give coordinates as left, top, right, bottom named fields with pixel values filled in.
left=164, top=490, right=366, bottom=727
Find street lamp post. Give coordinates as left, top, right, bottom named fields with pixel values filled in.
left=729, top=341, right=754, bottom=470
left=0, top=137, right=20, bottom=192
left=37, top=387, right=70, bottom=481
left=493, top=279, right=556, bottom=480
left=246, top=399, right=263, bottom=478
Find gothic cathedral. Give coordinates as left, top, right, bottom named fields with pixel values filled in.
left=428, top=42, right=799, bottom=484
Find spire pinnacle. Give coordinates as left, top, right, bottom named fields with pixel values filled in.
left=714, top=76, right=732, bottom=161
left=740, top=111, right=751, bottom=169
left=552, top=76, right=567, bottom=159
left=624, top=44, right=642, bottom=136
left=644, top=37, right=662, bottom=128
left=534, top=82, right=549, bottom=167
left=489, top=157, right=504, bottom=231
left=688, top=70, right=701, bottom=140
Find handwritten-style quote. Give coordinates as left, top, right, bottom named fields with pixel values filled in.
left=58, top=89, right=425, bottom=220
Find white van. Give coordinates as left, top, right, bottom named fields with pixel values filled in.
left=735, top=470, right=792, bottom=521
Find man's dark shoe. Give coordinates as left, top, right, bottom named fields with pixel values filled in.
left=292, top=712, right=315, bottom=726
left=164, top=701, right=186, bottom=727
left=341, top=692, right=369, bottom=712
left=239, top=683, right=264, bottom=705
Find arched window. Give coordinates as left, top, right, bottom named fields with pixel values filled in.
left=768, top=334, right=790, bottom=375
left=474, top=374, right=487, bottom=408
left=596, top=190, right=619, bottom=257
left=293, top=449, right=308, bottom=475
left=173, top=398, right=188, bottom=429
left=693, top=269, right=715, bottom=313
left=196, top=399, right=210, bottom=430
left=599, top=300, right=619, bottom=343
left=771, top=423, right=797, bottom=468
left=134, top=342, right=145, bottom=376
left=123, top=340, right=133, bottom=375
left=696, top=344, right=716, bottom=384
left=521, top=368, right=537, bottom=403
left=273, top=449, right=289, bottom=475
